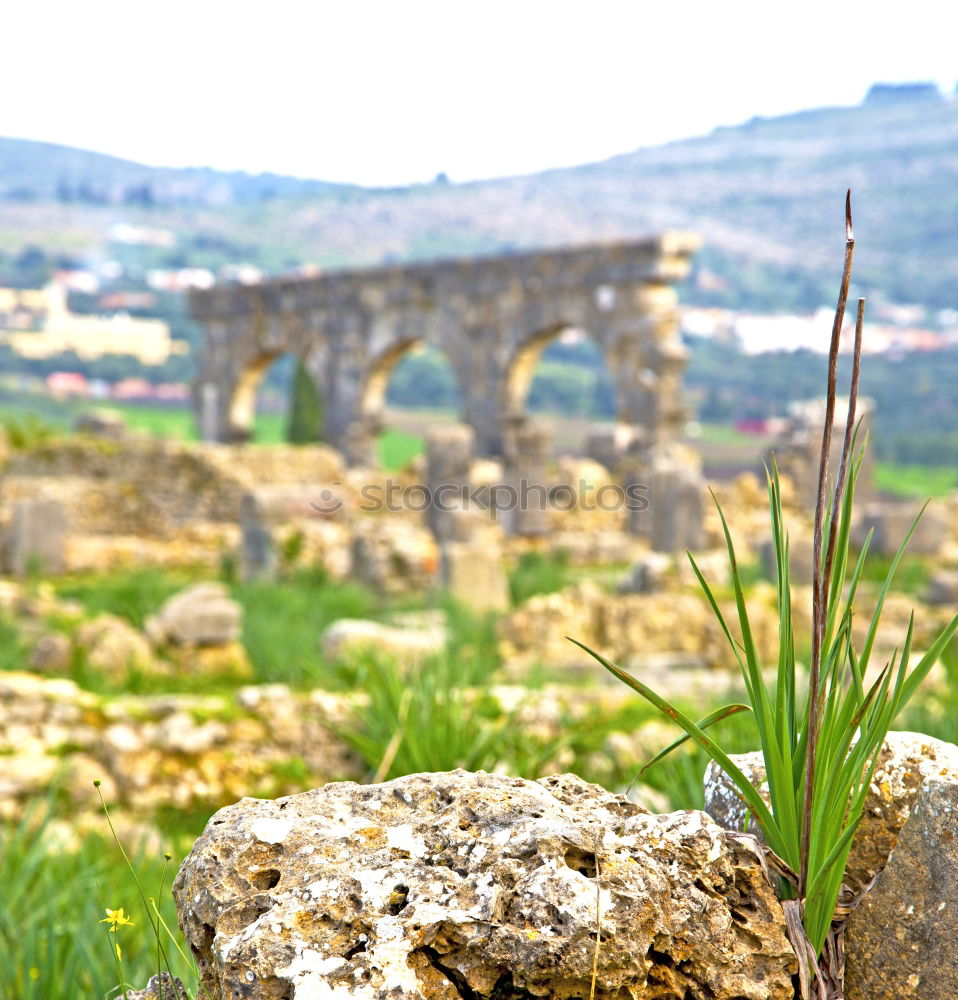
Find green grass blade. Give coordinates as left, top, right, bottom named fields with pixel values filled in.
left=566, top=636, right=789, bottom=858
left=639, top=703, right=752, bottom=774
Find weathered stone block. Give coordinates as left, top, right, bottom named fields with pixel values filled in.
left=926, top=567, right=958, bottom=606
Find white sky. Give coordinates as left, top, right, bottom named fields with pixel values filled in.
left=3, top=1, right=956, bottom=187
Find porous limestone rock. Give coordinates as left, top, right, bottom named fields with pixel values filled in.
left=174, top=770, right=796, bottom=1000
left=845, top=775, right=958, bottom=1000
left=704, top=731, right=958, bottom=885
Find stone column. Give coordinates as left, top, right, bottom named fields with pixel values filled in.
left=501, top=418, right=553, bottom=537
left=239, top=491, right=278, bottom=581
left=626, top=442, right=705, bottom=553
left=586, top=423, right=642, bottom=473
left=425, top=423, right=475, bottom=541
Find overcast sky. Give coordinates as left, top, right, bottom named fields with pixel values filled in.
left=4, top=1, right=955, bottom=187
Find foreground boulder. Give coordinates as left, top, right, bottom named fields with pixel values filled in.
left=845, top=775, right=958, bottom=1000
left=704, top=731, right=958, bottom=885
left=174, top=770, right=796, bottom=1000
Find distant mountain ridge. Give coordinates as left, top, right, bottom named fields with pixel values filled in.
left=2, top=85, right=957, bottom=312
left=0, top=136, right=355, bottom=205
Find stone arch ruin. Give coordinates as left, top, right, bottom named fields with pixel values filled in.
left=190, top=235, right=700, bottom=464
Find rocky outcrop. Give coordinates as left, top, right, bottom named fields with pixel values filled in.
left=0, top=672, right=660, bottom=824
left=704, top=732, right=958, bottom=885
left=845, top=775, right=958, bottom=1000
left=174, top=770, right=796, bottom=1000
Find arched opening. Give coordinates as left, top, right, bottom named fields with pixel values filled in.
left=505, top=327, right=616, bottom=455
left=360, top=341, right=460, bottom=469
left=230, top=353, right=323, bottom=443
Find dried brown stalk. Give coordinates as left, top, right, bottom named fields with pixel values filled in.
left=800, top=191, right=857, bottom=902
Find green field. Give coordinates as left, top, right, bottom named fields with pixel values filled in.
left=874, top=461, right=958, bottom=498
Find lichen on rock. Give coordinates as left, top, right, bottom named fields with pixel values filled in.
left=173, top=769, right=796, bottom=1000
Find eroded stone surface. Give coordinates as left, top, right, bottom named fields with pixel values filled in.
left=704, top=731, right=958, bottom=884
left=174, top=770, right=796, bottom=1000
left=845, top=775, right=958, bottom=1000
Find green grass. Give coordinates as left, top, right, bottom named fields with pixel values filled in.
left=0, top=806, right=197, bottom=1000
left=235, top=568, right=375, bottom=688
left=377, top=426, right=424, bottom=470
left=508, top=549, right=572, bottom=606
left=108, top=403, right=284, bottom=444
left=51, top=566, right=380, bottom=693
left=874, top=461, right=958, bottom=498
left=57, top=568, right=192, bottom=630
left=858, top=549, right=931, bottom=597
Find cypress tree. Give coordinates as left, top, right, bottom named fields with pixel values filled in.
left=286, top=359, right=324, bottom=444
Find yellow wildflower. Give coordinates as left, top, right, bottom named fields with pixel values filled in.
left=100, top=907, right=135, bottom=931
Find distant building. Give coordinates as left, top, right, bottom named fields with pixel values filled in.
left=0, top=281, right=187, bottom=365
left=107, top=222, right=177, bottom=248
left=46, top=371, right=89, bottom=396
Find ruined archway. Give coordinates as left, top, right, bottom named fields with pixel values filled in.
left=503, top=325, right=621, bottom=456
left=354, top=339, right=461, bottom=468
left=227, top=352, right=324, bottom=444
left=227, top=352, right=283, bottom=442
left=191, top=235, right=701, bottom=461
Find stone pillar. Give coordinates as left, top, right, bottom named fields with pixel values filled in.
left=343, top=416, right=381, bottom=468
left=627, top=443, right=705, bottom=553
left=438, top=534, right=510, bottom=613
left=501, top=419, right=552, bottom=537
left=240, top=492, right=277, bottom=581
left=771, top=396, right=875, bottom=506
left=425, top=423, right=475, bottom=541
left=6, top=499, right=67, bottom=575
left=196, top=381, right=223, bottom=442
left=586, top=423, right=642, bottom=472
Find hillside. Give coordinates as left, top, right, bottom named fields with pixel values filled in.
left=2, top=89, right=957, bottom=310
